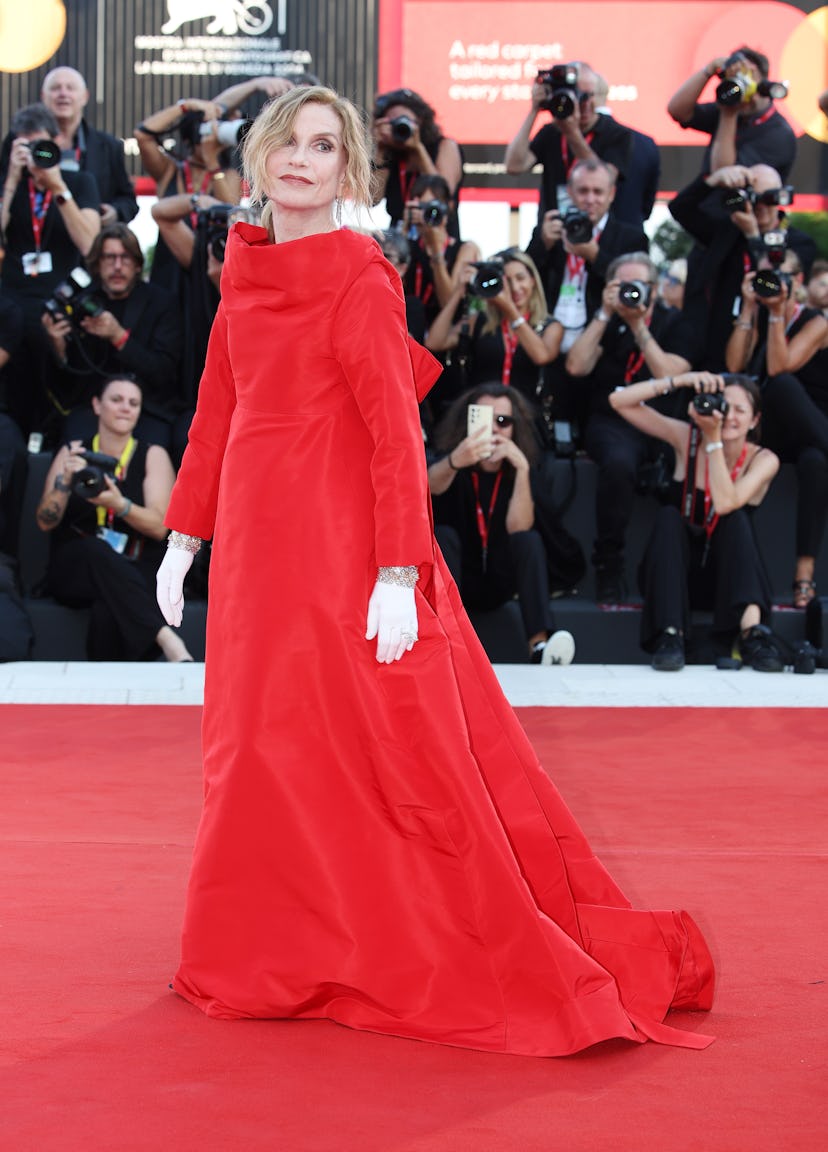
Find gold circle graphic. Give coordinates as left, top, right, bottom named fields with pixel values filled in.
left=0, top=1, right=67, bottom=73
left=780, top=6, right=828, bottom=143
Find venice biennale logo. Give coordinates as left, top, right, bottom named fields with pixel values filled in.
left=161, top=0, right=275, bottom=36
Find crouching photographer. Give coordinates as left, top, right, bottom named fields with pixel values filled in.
left=40, top=223, right=182, bottom=450
left=35, top=374, right=192, bottom=662
left=428, top=384, right=575, bottom=665
left=726, top=249, right=828, bottom=608
left=609, top=372, right=781, bottom=670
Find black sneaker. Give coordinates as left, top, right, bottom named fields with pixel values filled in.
left=595, top=559, right=626, bottom=604
left=652, top=627, right=685, bottom=672
left=739, top=624, right=784, bottom=672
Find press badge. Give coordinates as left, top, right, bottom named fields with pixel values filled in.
left=97, top=527, right=128, bottom=554
left=22, top=251, right=53, bottom=276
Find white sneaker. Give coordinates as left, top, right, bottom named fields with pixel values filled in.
left=541, top=630, right=575, bottom=666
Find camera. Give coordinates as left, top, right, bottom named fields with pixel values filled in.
left=420, top=199, right=448, bottom=228
left=723, top=185, right=795, bottom=213
left=617, top=279, right=652, bottom=308
left=753, top=269, right=792, bottom=298
left=27, top=138, right=62, bottom=168
left=715, top=54, right=789, bottom=106
left=199, top=119, right=253, bottom=148
left=469, top=259, right=504, bottom=299
left=197, top=203, right=237, bottom=262
left=389, top=115, right=417, bottom=143
left=72, top=450, right=120, bottom=498
left=537, top=64, right=579, bottom=119
left=562, top=207, right=592, bottom=245
left=692, top=391, right=729, bottom=417
left=44, top=267, right=106, bottom=326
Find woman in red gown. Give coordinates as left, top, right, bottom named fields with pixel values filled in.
left=156, top=87, right=714, bottom=1057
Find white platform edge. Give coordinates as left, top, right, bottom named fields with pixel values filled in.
left=0, top=662, right=824, bottom=708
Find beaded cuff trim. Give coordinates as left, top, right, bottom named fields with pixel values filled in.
left=167, top=530, right=202, bottom=554
left=377, top=566, right=419, bottom=589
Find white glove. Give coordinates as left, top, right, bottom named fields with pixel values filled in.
left=365, top=580, right=418, bottom=663
left=156, top=548, right=194, bottom=627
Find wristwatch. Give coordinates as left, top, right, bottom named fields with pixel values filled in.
left=55, top=187, right=74, bottom=206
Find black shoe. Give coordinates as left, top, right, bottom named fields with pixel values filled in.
left=739, top=624, right=784, bottom=672
left=652, top=627, right=685, bottom=672
left=595, top=560, right=626, bottom=604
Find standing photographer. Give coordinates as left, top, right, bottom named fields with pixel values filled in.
left=667, top=47, right=796, bottom=179
left=35, top=374, right=191, bottom=662
left=39, top=224, right=182, bottom=449
left=0, top=103, right=100, bottom=439
left=609, top=372, right=780, bottom=671
left=505, top=63, right=631, bottom=223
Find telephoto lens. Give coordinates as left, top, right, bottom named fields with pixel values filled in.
left=29, top=138, right=62, bottom=168
left=617, top=280, right=651, bottom=308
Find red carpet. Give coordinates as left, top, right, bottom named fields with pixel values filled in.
left=1, top=705, right=825, bottom=1151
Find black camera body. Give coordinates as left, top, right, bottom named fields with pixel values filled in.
left=562, top=207, right=592, bottom=245
left=617, top=279, right=651, bottom=309
left=44, top=267, right=107, bottom=327
left=469, top=259, right=504, bottom=299
left=723, top=185, right=794, bottom=213
left=715, top=54, right=788, bottom=106
left=73, top=450, right=120, bottom=498
left=753, top=269, right=792, bottom=299
left=197, top=203, right=237, bottom=262
left=537, top=64, right=579, bottom=119
left=389, top=115, right=416, bottom=143
left=28, top=138, right=62, bottom=168
left=420, top=199, right=448, bottom=228
left=692, top=391, right=729, bottom=417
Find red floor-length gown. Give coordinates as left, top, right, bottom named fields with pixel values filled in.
left=165, top=222, right=714, bottom=1056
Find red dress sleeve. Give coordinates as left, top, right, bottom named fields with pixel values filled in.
left=333, top=256, right=442, bottom=568
left=165, top=303, right=237, bottom=539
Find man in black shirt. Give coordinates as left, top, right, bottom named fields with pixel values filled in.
left=505, top=62, right=632, bottom=222
left=667, top=46, right=796, bottom=181
left=567, top=253, right=695, bottom=602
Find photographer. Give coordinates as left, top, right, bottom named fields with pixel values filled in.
left=0, top=103, right=101, bottom=439
left=428, top=384, right=575, bottom=665
left=425, top=248, right=562, bottom=437
left=726, top=251, right=828, bottom=609
left=40, top=223, right=182, bottom=449
left=670, top=163, right=816, bottom=369
left=35, top=374, right=191, bottom=662
left=667, top=46, right=796, bottom=179
left=566, top=252, right=694, bottom=602
left=505, top=62, right=632, bottom=224
left=609, top=372, right=780, bottom=671
left=371, top=88, right=464, bottom=238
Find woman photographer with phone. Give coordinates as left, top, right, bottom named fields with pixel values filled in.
left=725, top=251, right=828, bottom=609
left=428, top=384, right=575, bottom=665
left=35, top=373, right=191, bottom=661
left=610, top=371, right=779, bottom=670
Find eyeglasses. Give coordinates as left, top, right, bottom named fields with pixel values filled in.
left=494, top=414, right=515, bottom=428
left=99, top=253, right=134, bottom=265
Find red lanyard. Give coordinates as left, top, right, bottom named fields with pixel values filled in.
left=565, top=227, right=601, bottom=281
left=750, top=105, right=775, bottom=127
left=184, top=160, right=212, bottom=227
left=623, top=317, right=652, bottom=384
left=500, top=318, right=525, bottom=386
left=413, top=239, right=449, bottom=305
left=28, top=180, right=52, bottom=251
left=560, top=131, right=594, bottom=178
left=471, top=469, right=503, bottom=571
left=704, top=443, right=748, bottom=538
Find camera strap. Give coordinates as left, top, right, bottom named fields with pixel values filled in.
left=682, top=426, right=748, bottom=546
left=560, top=132, right=594, bottom=178
left=500, top=317, right=527, bottom=387
left=91, top=434, right=137, bottom=530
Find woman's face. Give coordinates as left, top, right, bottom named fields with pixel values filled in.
left=264, top=103, right=347, bottom=218
left=722, top=384, right=758, bottom=441
left=503, top=260, right=534, bottom=312
left=92, top=379, right=142, bottom=433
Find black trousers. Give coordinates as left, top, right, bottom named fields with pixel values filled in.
left=761, top=373, right=828, bottom=558
left=48, top=535, right=166, bottom=660
left=435, top=526, right=552, bottom=640
left=638, top=505, right=772, bottom=652
left=584, top=412, right=651, bottom=562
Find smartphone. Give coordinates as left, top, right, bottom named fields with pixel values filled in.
left=467, top=404, right=494, bottom=458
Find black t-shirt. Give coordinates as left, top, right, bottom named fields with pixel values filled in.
left=588, top=302, right=696, bottom=418
left=687, top=103, right=796, bottom=182
left=468, top=312, right=554, bottom=408
left=0, top=170, right=100, bottom=307
left=530, top=114, right=632, bottom=218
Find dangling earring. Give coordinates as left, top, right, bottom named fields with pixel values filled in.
left=335, top=197, right=343, bottom=228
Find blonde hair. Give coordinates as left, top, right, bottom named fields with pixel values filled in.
left=481, top=249, right=549, bottom=335
left=241, top=86, right=372, bottom=235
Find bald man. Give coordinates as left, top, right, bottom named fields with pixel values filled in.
left=1, top=66, right=137, bottom=224
left=670, top=162, right=816, bottom=368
